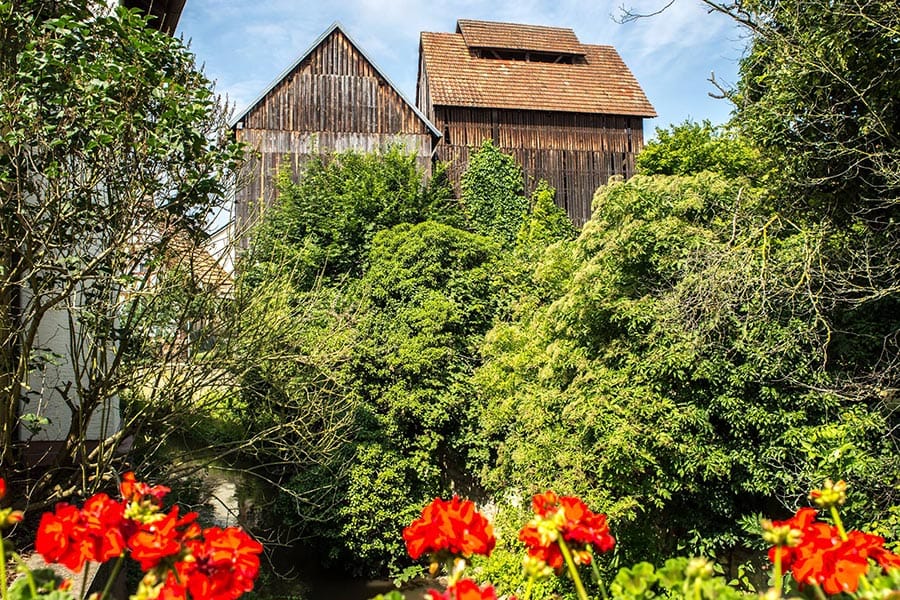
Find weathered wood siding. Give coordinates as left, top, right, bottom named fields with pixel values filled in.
left=234, top=28, right=436, bottom=239
left=432, top=107, right=645, bottom=226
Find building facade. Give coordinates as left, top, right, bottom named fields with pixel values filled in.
left=418, top=19, right=656, bottom=225
left=231, top=23, right=440, bottom=241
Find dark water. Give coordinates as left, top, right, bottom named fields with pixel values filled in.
left=304, top=579, right=434, bottom=600
left=200, top=467, right=437, bottom=600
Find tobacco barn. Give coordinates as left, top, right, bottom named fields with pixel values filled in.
left=231, top=23, right=440, bottom=239
left=417, top=19, right=656, bottom=225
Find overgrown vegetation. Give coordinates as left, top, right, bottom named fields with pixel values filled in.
left=6, top=0, right=898, bottom=594
left=0, top=0, right=245, bottom=506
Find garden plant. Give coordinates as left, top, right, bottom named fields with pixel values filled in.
left=377, top=480, right=900, bottom=600
left=0, top=474, right=261, bottom=600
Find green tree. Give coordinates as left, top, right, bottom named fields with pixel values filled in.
left=475, top=173, right=898, bottom=566
left=243, top=147, right=457, bottom=290
left=719, top=0, right=899, bottom=217
left=312, top=221, right=501, bottom=574
left=0, top=0, right=244, bottom=504
left=637, top=120, right=759, bottom=178
left=700, top=0, right=900, bottom=476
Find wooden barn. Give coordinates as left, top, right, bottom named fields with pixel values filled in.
left=417, top=19, right=656, bottom=225
left=231, top=23, right=441, bottom=239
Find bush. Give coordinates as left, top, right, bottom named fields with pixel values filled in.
left=315, top=221, right=501, bottom=574
left=243, top=146, right=457, bottom=290
left=637, top=120, right=760, bottom=179
left=475, top=172, right=899, bottom=565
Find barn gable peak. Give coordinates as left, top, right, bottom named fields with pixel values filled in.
left=230, top=22, right=439, bottom=138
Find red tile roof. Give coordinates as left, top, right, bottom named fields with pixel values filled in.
left=420, top=21, right=656, bottom=118
left=456, top=19, right=585, bottom=55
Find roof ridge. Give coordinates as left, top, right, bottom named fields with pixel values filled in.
left=456, top=18, right=578, bottom=33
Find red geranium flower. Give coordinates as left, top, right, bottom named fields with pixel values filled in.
left=766, top=507, right=900, bottom=594
left=31, top=471, right=262, bottom=600
left=426, top=579, right=499, bottom=600
left=403, top=497, right=495, bottom=560
left=791, top=526, right=877, bottom=594
left=766, top=507, right=818, bottom=569
left=127, top=506, right=197, bottom=570
left=36, top=494, right=126, bottom=572
left=871, top=546, right=900, bottom=571
left=519, top=491, right=614, bottom=572
left=36, top=503, right=87, bottom=571
left=120, top=472, right=170, bottom=505
left=177, top=526, right=263, bottom=600
left=155, top=571, right=188, bottom=600
left=0, top=477, right=6, bottom=500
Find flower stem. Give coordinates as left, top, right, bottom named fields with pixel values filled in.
left=557, top=537, right=590, bottom=600
left=772, top=546, right=783, bottom=598
left=812, top=583, right=828, bottom=600
left=588, top=549, right=609, bottom=600
left=0, top=531, right=8, bottom=600
left=12, top=554, right=37, bottom=599
left=522, top=577, right=534, bottom=600
left=829, top=506, right=847, bottom=541
left=97, top=554, right=126, bottom=600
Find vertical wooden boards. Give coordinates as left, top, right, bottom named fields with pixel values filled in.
left=233, top=27, right=438, bottom=238
left=433, top=107, right=645, bottom=226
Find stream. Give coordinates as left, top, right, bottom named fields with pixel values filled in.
left=204, top=467, right=436, bottom=600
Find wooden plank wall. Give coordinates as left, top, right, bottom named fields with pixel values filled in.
left=234, top=130, right=433, bottom=242
left=233, top=29, right=436, bottom=241
left=434, top=107, right=645, bottom=226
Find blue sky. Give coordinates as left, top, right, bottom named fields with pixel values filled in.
left=176, top=0, right=749, bottom=137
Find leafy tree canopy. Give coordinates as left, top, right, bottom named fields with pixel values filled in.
left=637, top=120, right=760, bottom=179
left=243, top=147, right=457, bottom=290
left=476, top=173, right=898, bottom=564
left=0, top=0, right=243, bottom=501
left=723, top=0, right=899, bottom=219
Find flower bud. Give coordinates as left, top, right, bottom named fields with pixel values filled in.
left=522, top=555, right=553, bottom=579
left=685, top=557, right=714, bottom=580
left=0, top=508, right=23, bottom=528
left=572, top=549, right=592, bottom=565
left=761, top=519, right=801, bottom=547
left=809, top=479, right=847, bottom=509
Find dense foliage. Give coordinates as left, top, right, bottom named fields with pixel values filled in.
left=0, top=0, right=243, bottom=504
left=237, top=4, right=900, bottom=577
left=297, top=222, right=501, bottom=574
left=461, top=140, right=529, bottom=244
left=243, top=147, right=457, bottom=289
left=475, top=172, right=898, bottom=566
left=636, top=120, right=759, bottom=178
left=728, top=0, right=899, bottom=216
left=235, top=145, right=576, bottom=576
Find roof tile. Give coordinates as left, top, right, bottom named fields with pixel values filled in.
left=457, top=19, right=584, bottom=55
left=420, top=22, right=656, bottom=118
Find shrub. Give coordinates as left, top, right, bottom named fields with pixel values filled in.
left=461, top=141, right=528, bottom=245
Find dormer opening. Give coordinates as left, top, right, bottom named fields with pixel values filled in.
left=472, top=48, right=580, bottom=64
